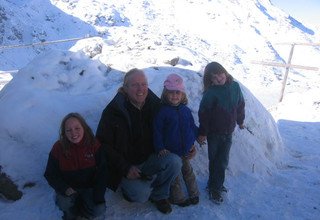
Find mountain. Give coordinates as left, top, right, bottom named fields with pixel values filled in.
left=1, top=0, right=320, bottom=106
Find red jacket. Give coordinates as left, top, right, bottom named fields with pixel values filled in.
left=44, top=139, right=107, bottom=203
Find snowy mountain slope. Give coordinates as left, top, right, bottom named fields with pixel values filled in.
left=0, top=0, right=99, bottom=69
left=54, top=0, right=320, bottom=105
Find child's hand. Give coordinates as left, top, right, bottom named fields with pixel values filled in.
left=158, top=149, right=170, bottom=157
left=197, top=135, right=207, bottom=145
left=185, top=145, right=196, bottom=160
left=65, top=187, right=77, bottom=196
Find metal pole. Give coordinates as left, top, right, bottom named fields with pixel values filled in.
left=279, top=44, right=295, bottom=102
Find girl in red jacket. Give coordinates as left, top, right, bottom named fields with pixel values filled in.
left=44, top=113, right=107, bottom=219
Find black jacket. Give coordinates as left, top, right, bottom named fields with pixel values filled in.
left=96, top=89, right=161, bottom=191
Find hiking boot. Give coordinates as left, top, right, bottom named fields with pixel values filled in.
left=153, top=199, right=172, bottom=214
left=188, top=196, right=199, bottom=205
left=209, top=191, right=223, bottom=204
left=221, top=185, right=228, bottom=193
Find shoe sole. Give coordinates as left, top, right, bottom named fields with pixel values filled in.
left=210, top=199, right=223, bottom=205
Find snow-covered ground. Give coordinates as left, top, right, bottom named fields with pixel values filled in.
left=0, top=0, right=319, bottom=219
left=0, top=71, right=13, bottom=91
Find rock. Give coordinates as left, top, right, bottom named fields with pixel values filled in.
left=0, top=171, right=22, bottom=201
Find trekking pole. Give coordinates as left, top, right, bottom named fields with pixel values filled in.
left=244, top=125, right=254, bottom=135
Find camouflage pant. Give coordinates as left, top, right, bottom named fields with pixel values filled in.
left=170, top=157, right=199, bottom=203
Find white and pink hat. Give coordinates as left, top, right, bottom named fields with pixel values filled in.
left=164, top=73, right=185, bottom=92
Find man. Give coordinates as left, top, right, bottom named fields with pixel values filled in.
left=96, top=68, right=181, bottom=214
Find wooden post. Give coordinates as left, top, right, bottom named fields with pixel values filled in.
left=279, top=44, right=295, bottom=102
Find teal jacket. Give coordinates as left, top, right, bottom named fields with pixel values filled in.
left=198, top=81, right=245, bottom=135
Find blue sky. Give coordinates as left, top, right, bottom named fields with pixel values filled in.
left=271, top=0, right=320, bottom=26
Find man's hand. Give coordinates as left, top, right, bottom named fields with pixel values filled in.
left=239, top=124, right=245, bottom=129
left=126, top=166, right=141, bottom=179
left=65, top=187, right=76, bottom=196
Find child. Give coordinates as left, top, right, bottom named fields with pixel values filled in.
left=198, top=62, right=245, bottom=204
left=44, top=113, right=107, bottom=219
left=154, top=73, right=200, bottom=207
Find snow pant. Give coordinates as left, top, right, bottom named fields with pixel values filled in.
left=207, top=133, right=232, bottom=192
left=120, top=153, right=181, bottom=202
left=56, top=188, right=105, bottom=220
left=170, top=157, right=199, bottom=203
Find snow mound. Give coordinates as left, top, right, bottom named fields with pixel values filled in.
left=0, top=50, right=283, bottom=186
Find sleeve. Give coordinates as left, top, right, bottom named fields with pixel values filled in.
left=43, top=146, right=69, bottom=195
left=236, top=84, right=245, bottom=125
left=92, top=142, right=107, bottom=204
left=153, top=108, right=166, bottom=153
left=198, top=91, right=214, bottom=136
left=96, top=108, right=131, bottom=178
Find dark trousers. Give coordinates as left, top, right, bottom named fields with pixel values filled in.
left=207, top=133, right=232, bottom=192
left=56, top=188, right=105, bottom=220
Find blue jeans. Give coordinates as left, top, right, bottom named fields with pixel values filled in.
left=207, top=133, right=232, bottom=192
left=56, top=188, right=105, bottom=219
left=121, top=153, right=181, bottom=202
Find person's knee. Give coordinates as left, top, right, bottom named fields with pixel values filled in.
left=165, top=153, right=182, bottom=174
left=55, top=193, right=76, bottom=211
left=121, top=179, right=152, bottom=203
left=122, top=187, right=150, bottom=203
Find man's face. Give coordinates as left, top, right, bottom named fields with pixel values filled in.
left=125, top=72, right=148, bottom=108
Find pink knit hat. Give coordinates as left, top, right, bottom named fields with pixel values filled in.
left=164, top=73, right=185, bottom=92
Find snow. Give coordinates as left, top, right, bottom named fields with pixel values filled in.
left=0, top=0, right=320, bottom=219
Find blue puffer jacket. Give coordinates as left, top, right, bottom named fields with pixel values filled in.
left=153, top=104, right=198, bottom=156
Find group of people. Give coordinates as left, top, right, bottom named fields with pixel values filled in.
left=44, top=62, right=245, bottom=219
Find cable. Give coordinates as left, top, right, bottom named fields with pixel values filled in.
left=0, top=35, right=100, bottom=50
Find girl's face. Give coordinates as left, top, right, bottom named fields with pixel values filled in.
left=65, top=117, right=84, bottom=144
left=211, top=72, right=227, bottom=85
left=167, top=90, right=183, bottom=106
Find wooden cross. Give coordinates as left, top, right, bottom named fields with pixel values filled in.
left=252, top=42, right=320, bottom=102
